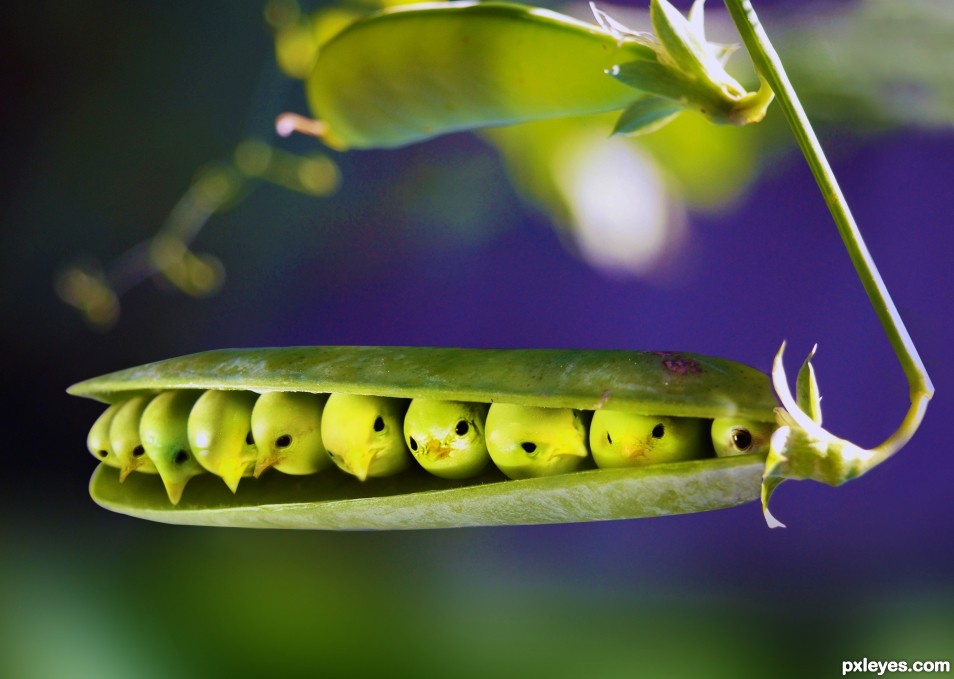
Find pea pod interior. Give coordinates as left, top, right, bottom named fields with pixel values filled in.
left=69, top=346, right=777, bottom=529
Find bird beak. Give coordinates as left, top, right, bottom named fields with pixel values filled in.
left=219, top=460, right=250, bottom=494
left=254, top=452, right=282, bottom=478
left=118, top=459, right=144, bottom=482
left=424, top=440, right=451, bottom=460
left=553, top=447, right=589, bottom=459
left=160, top=476, right=189, bottom=506
left=350, top=452, right=374, bottom=482
left=621, top=444, right=647, bottom=460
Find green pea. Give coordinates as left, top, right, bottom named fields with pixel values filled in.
left=251, top=391, right=333, bottom=477
left=139, top=390, right=205, bottom=505
left=320, top=393, right=410, bottom=481
left=711, top=417, right=776, bottom=458
left=301, top=2, right=655, bottom=149
left=187, top=390, right=259, bottom=493
left=589, top=411, right=710, bottom=468
left=87, top=401, right=123, bottom=469
left=403, top=399, right=490, bottom=479
left=485, top=404, right=589, bottom=479
left=109, top=395, right=159, bottom=481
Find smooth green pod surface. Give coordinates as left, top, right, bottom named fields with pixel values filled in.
left=404, top=399, right=490, bottom=479
left=307, top=2, right=655, bottom=149
left=69, top=346, right=777, bottom=529
left=589, top=412, right=710, bottom=469
left=139, top=390, right=205, bottom=505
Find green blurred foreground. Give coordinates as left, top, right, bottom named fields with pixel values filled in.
left=3, top=522, right=951, bottom=679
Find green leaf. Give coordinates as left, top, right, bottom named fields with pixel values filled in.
left=610, top=60, right=695, bottom=104
left=651, top=0, right=710, bottom=75
left=612, top=97, right=684, bottom=135
left=796, top=344, right=823, bottom=425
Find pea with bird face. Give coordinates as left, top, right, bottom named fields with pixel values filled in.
left=139, top=390, right=205, bottom=505
left=485, top=404, right=590, bottom=479
left=589, top=411, right=710, bottom=468
left=251, top=391, right=333, bottom=477
left=187, top=390, right=259, bottom=493
left=403, top=399, right=490, bottom=479
left=109, top=395, right=159, bottom=481
left=711, top=417, right=776, bottom=457
left=320, top=393, right=411, bottom=481
left=87, top=401, right=124, bottom=469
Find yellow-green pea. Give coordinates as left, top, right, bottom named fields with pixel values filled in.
left=187, top=390, right=259, bottom=493
left=87, top=401, right=124, bottom=469
left=320, top=393, right=410, bottom=481
left=403, top=399, right=490, bottom=479
left=589, top=411, right=710, bottom=468
left=251, top=391, right=333, bottom=477
left=484, top=404, right=589, bottom=480
left=711, top=417, right=776, bottom=457
left=109, top=395, right=159, bottom=481
left=139, top=390, right=205, bottom=505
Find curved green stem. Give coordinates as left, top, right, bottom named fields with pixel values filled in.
left=723, top=0, right=933, bottom=455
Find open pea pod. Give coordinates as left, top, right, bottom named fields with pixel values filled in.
left=303, top=2, right=657, bottom=149
left=68, top=347, right=777, bottom=529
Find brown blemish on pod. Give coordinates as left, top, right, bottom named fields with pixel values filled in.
left=653, top=351, right=702, bottom=376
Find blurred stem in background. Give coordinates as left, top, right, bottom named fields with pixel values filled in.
left=55, top=0, right=954, bottom=326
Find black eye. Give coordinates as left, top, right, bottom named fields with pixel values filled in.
left=606, top=432, right=613, bottom=444
left=373, top=416, right=385, bottom=432
left=455, top=420, right=469, bottom=436
left=246, top=431, right=255, bottom=445
left=409, top=437, right=418, bottom=451
left=731, top=429, right=753, bottom=451
left=651, top=424, right=665, bottom=439
left=132, top=445, right=145, bottom=457
left=98, top=450, right=109, bottom=459
left=275, top=434, right=292, bottom=448
left=174, top=449, right=189, bottom=465
left=521, top=442, right=537, bottom=453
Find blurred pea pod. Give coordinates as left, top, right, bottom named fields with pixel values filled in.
left=69, top=346, right=777, bottom=529
left=280, top=0, right=771, bottom=150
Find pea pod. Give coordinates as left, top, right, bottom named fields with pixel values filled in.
left=68, top=346, right=778, bottom=529
left=303, top=2, right=656, bottom=149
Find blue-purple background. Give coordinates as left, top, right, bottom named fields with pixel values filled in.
left=2, top=1, right=952, bottom=677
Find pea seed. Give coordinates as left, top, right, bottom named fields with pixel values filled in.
left=485, top=404, right=589, bottom=479
left=403, top=399, right=490, bottom=479
left=251, top=391, right=332, bottom=476
left=589, top=411, right=710, bottom=468
left=320, top=393, right=410, bottom=481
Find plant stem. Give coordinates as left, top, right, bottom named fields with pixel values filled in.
left=722, top=0, right=933, bottom=455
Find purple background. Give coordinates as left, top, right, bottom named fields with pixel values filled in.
left=2, top=1, right=951, bottom=676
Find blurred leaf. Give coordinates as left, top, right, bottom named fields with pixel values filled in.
left=612, top=97, right=684, bottom=136
left=777, top=0, right=954, bottom=127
